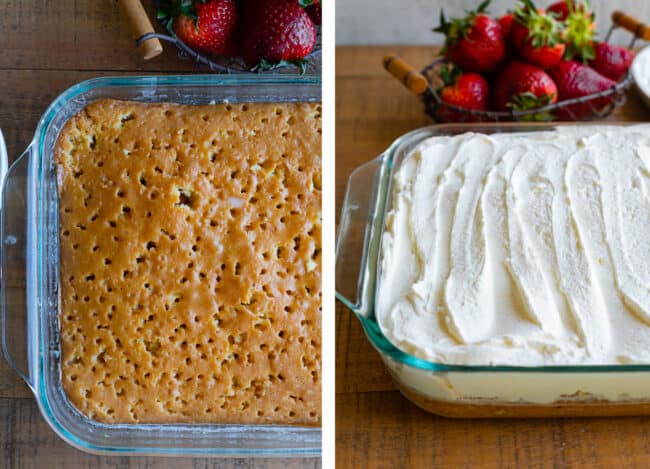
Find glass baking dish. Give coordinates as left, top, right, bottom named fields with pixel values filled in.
left=336, top=122, right=650, bottom=418
left=1, top=75, right=321, bottom=456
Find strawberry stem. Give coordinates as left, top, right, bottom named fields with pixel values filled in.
left=514, top=0, right=564, bottom=48
left=434, top=0, right=492, bottom=52
left=563, top=0, right=596, bottom=61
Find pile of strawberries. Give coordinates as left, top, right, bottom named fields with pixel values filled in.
left=157, top=0, right=320, bottom=71
left=434, top=0, right=634, bottom=121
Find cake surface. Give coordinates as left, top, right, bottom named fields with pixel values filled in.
left=56, top=99, right=321, bottom=425
left=378, top=125, right=650, bottom=366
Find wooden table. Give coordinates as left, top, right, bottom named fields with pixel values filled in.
left=0, top=2, right=320, bottom=467
left=336, top=45, right=650, bottom=469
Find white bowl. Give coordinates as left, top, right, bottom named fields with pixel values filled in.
left=631, top=46, right=650, bottom=108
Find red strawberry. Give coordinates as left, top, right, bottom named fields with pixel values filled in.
left=437, top=67, right=489, bottom=122
left=498, top=13, right=516, bottom=59
left=547, top=1, right=571, bottom=19
left=498, top=13, right=514, bottom=39
left=548, top=0, right=596, bottom=61
left=434, top=0, right=506, bottom=73
left=548, top=60, right=617, bottom=119
left=169, top=0, right=238, bottom=56
left=511, top=0, right=565, bottom=68
left=493, top=62, right=557, bottom=119
left=301, top=0, right=321, bottom=25
left=241, top=0, right=316, bottom=67
left=588, top=42, right=635, bottom=81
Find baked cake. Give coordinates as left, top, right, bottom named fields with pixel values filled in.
left=55, top=99, right=321, bottom=425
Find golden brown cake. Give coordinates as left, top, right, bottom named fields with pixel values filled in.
left=55, top=99, right=321, bottom=425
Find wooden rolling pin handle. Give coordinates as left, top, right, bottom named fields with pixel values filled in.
left=612, top=11, right=650, bottom=41
left=383, top=55, right=429, bottom=96
left=118, top=0, right=163, bottom=60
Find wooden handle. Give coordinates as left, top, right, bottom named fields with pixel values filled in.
left=117, top=0, right=163, bottom=60
left=612, top=11, right=650, bottom=41
left=383, top=55, right=428, bottom=96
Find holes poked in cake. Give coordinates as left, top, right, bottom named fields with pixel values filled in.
left=167, top=293, right=182, bottom=307
left=58, top=102, right=321, bottom=424
left=211, top=312, right=221, bottom=328
left=208, top=148, right=223, bottom=163
left=119, top=112, right=135, bottom=126
left=174, top=187, right=197, bottom=209
left=144, top=339, right=161, bottom=356
left=88, top=134, right=97, bottom=150
left=160, top=229, right=176, bottom=241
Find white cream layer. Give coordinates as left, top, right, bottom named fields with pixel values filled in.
left=378, top=125, right=650, bottom=366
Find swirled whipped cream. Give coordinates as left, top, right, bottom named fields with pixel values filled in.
left=378, top=125, right=650, bottom=365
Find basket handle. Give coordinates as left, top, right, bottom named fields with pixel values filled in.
left=383, top=55, right=429, bottom=96
left=612, top=11, right=650, bottom=41
left=117, top=0, right=163, bottom=60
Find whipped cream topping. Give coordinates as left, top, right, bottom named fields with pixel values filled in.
left=378, top=125, right=650, bottom=365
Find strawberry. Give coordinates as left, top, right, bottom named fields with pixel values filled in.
left=301, top=0, right=321, bottom=26
left=588, top=42, right=635, bottom=81
left=498, top=13, right=516, bottom=58
left=437, top=67, right=489, bottom=122
left=511, top=0, right=565, bottom=68
left=547, top=0, right=588, bottom=20
left=161, top=0, right=238, bottom=56
left=548, top=0, right=596, bottom=61
left=498, top=13, right=514, bottom=39
left=548, top=60, right=617, bottom=119
left=493, top=62, right=557, bottom=120
left=241, top=0, right=316, bottom=68
left=434, top=0, right=506, bottom=73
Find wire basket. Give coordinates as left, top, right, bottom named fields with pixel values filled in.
left=137, top=31, right=322, bottom=75
left=420, top=59, right=631, bottom=122
left=118, top=0, right=321, bottom=74
left=385, top=10, right=646, bottom=122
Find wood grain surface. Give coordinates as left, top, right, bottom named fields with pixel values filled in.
left=0, top=2, right=320, bottom=467
left=335, top=45, right=650, bottom=469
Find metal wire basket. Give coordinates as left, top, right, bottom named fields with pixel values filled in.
left=137, top=31, right=322, bottom=74
left=384, top=10, right=646, bottom=122
left=118, top=0, right=321, bottom=74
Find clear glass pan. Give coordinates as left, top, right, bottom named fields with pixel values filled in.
left=336, top=123, right=650, bottom=418
left=1, top=75, right=321, bottom=456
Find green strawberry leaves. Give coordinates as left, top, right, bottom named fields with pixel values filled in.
left=476, top=0, right=491, bottom=14
left=253, top=58, right=309, bottom=75
left=434, top=0, right=492, bottom=52
left=563, top=0, right=596, bottom=62
left=439, top=64, right=462, bottom=88
left=508, top=91, right=556, bottom=120
left=157, top=0, right=199, bottom=34
left=515, top=0, right=564, bottom=48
